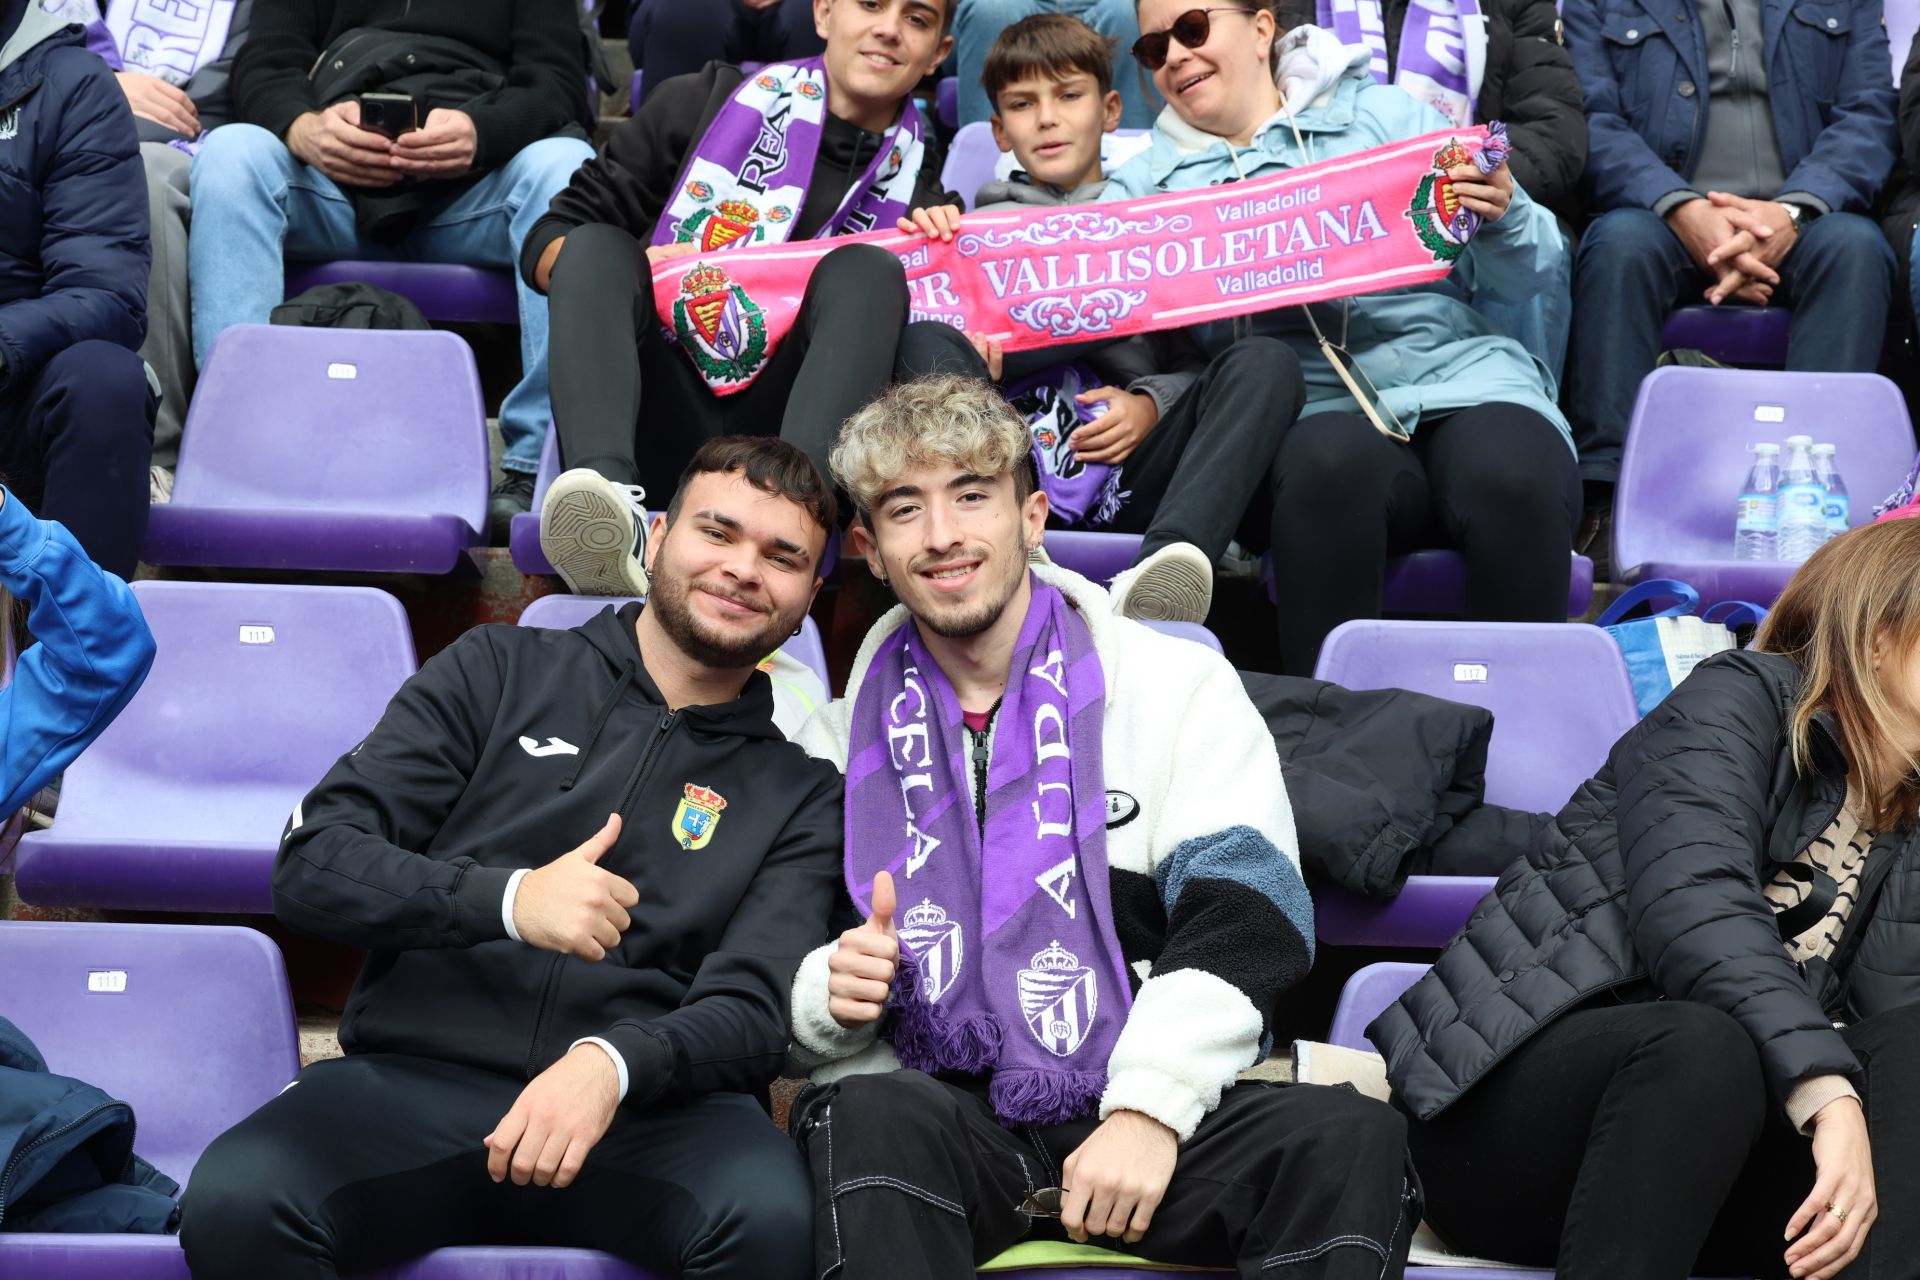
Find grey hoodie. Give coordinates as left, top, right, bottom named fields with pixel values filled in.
left=1, top=0, right=70, bottom=73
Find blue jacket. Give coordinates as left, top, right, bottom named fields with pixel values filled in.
left=1100, top=31, right=1571, bottom=450
left=0, top=489, right=155, bottom=817
left=0, top=1017, right=179, bottom=1233
left=1562, top=0, right=1899, bottom=213
left=0, top=0, right=148, bottom=393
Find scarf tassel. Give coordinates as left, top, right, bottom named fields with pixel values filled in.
left=990, top=1067, right=1111, bottom=1128
left=889, top=953, right=1004, bottom=1074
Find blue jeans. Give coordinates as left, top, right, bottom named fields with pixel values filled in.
left=1567, top=206, right=1895, bottom=484
left=1473, top=234, right=1571, bottom=398
left=187, top=126, right=594, bottom=474
left=954, top=0, right=1160, bottom=128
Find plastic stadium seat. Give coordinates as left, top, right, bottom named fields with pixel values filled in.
left=1612, top=368, right=1916, bottom=610
left=936, top=75, right=958, bottom=129
left=0, top=921, right=300, bottom=1279
left=1660, top=305, right=1792, bottom=366
left=144, top=326, right=490, bottom=573
left=1141, top=620, right=1224, bottom=654
left=13, top=583, right=418, bottom=914
left=510, top=423, right=564, bottom=575
left=1308, top=620, right=1642, bottom=946
left=518, top=594, right=832, bottom=690
left=940, top=123, right=1152, bottom=209
left=1262, top=547, right=1595, bottom=618
left=284, top=260, right=520, bottom=326
left=1891, top=0, right=1920, bottom=84
left=1046, top=530, right=1141, bottom=584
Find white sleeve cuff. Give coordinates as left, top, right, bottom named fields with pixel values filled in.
left=502, top=867, right=532, bottom=942
left=570, top=1036, right=630, bottom=1101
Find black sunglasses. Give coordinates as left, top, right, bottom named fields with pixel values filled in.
left=1131, top=7, right=1259, bottom=72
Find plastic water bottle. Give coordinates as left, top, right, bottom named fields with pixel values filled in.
left=1811, top=443, right=1850, bottom=538
left=1776, top=435, right=1829, bottom=563
left=1733, top=443, right=1781, bottom=561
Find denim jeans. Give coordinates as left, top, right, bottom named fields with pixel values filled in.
left=1567, top=206, right=1895, bottom=485
left=954, top=0, right=1161, bottom=128
left=187, top=125, right=594, bottom=474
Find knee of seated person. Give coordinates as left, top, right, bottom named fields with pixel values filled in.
left=896, top=320, right=981, bottom=379
left=190, top=124, right=290, bottom=195
left=955, top=0, right=1028, bottom=25
left=1214, top=337, right=1306, bottom=404
left=820, top=1071, right=952, bottom=1146
left=684, top=1157, right=813, bottom=1280
left=178, top=1131, right=309, bottom=1271
left=40, top=342, right=149, bottom=421
left=1574, top=207, right=1671, bottom=267
left=504, top=137, right=595, bottom=198
left=1643, top=1001, right=1764, bottom=1101
left=1797, top=212, right=1898, bottom=274
left=1275, top=415, right=1386, bottom=489
left=552, top=223, right=644, bottom=282
left=806, top=244, right=908, bottom=314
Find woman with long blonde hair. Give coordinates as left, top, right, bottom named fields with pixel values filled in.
left=1369, top=519, right=1920, bottom=1280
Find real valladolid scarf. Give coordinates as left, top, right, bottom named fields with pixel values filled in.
left=845, top=579, right=1131, bottom=1125
left=1318, top=0, right=1487, bottom=127
left=654, top=57, right=927, bottom=392
left=655, top=122, right=1509, bottom=395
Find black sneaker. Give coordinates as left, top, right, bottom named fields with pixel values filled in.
left=488, top=471, right=536, bottom=546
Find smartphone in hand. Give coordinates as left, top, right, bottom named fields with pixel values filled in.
left=356, top=92, right=418, bottom=139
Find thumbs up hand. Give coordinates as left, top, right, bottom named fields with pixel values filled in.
left=827, top=870, right=900, bottom=1028
left=511, top=814, right=640, bottom=961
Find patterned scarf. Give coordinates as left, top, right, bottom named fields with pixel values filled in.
left=654, top=58, right=925, bottom=393
left=844, top=579, right=1131, bottom=1124
left=1317, top=0, right=1486, bottom=127
left=1005, top=365, right=1129, bottom=528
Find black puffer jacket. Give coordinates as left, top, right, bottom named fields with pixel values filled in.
left=1372, top=649, right=1920, bottom=1121
left=1278, top=0, right=1587, bottom=219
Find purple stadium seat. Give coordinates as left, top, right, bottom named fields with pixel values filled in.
left=144, top=325, right=490, bottom=573
left=630, top=69, right=644, bottom=115
left=510, top=423, right=565, bottom=575
left=1046, top=529, right=1142, bottom=584
left=0, top=921, right=299, bottom=1279
left=284, top=260, right=521, bottom=326
left=518, top=593, right=832, bottom=689
left=13, top=582, right=418, bottom=914
left=1261, top=547, right=1594, bottom=616
left=1660, top=305, right=1792, bottom=366
left=941, top=124, right=1152, bottom=209
left=1891, top=0, right=1920, bottom=84
left=1612, top=367, right=1917, bottom=610
left=937, top=75, right=959, bottom=129
left=1308, top=620, right=1641, bottom=946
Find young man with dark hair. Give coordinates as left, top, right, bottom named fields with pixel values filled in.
left=785, top=376, right=1417, bottom=1280
left=526, top=0, right=961, bottom=599
left=182, top=436, right=845, bottom=1280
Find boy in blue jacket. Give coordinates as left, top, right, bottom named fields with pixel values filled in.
left=0, top=0, right=153, bottom=580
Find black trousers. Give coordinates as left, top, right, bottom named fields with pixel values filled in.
left=0, top=339, right=153, bottom=579
left=179, top=1053, right=812, bottom=1280
left=1266, top=403, right=1581, bottom=675
left=547, top=223, right=909, bottom=496
left=1405, top=998, right=1920, bottom=1280
left=894, top=326, right=1308, bottom=567
left=794, top=1070, right=1418, bottom=1280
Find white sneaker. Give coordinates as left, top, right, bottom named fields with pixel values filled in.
left=539, top=468, right=651, bottom=597
left=1108, top=542, right=1213, bottom=624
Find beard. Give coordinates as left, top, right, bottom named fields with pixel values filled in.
left=646, top=554, right=796, bottom=670
left=894, top=541, right=1029, bottom=640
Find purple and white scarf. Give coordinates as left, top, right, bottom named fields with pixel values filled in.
left=106, top=0, right=236, bottom=88
left=845, top=579, right=1131, bottom=1125
left=1317, top=0, right=1487, bottom=127
left=1005, top=365, right=1129, bottom=529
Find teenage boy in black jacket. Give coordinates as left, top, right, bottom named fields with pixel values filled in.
left=524, top=0, right=962, bottom=600
left=181, top=437, right=845, bottom=1280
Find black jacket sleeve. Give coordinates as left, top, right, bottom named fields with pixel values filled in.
left=271, top=629, right=517, bottom=951
left=1479, top=0, right=1586, bottom=218
left=521, top=63, right=736, bottom=288
left=460, top=0, right=589, bottom=171
left=230, top=0, right=325, bottom=143
left=1613, top=656, right=1861, bottom=1106
left=598, top=761, right=844, bottom=1106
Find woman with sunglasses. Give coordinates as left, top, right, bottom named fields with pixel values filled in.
left=1102, top=0, right=1580, bottom=676
left=1371, top=520, right=1920, bottom=1279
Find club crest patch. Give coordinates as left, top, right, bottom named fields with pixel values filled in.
left=1017, top=940, right=1098, bottom=1057
left=899, top=899, right=964, bottom=1002
left=672, top=783, right=728, bottom=851
left=671, top=263, right=770, bottom=386
left=680, top=199, right=767, bottom=252
left=1406, top=136, right=1476, bottom=263
left=797, top=80, right=823, bottom=100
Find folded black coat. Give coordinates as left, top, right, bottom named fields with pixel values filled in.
left=1239, top=673, right=1553, bottom=898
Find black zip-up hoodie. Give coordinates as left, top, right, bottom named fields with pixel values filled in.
left=273, top=603, right=843, bottom=1107
left=520, top=60, right=957, bottom=288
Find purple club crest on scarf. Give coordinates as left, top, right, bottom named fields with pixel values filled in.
left=844, top=579, right=1131, bottom=1125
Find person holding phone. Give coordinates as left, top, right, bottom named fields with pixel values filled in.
left=186, top=0, right=599, bottom=541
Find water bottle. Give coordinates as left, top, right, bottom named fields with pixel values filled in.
left=1811, top=443, right=1850, bottom=537
left=1734, top=443, right=1780, bottom=561
left=1776, top=435, right=1829, bottom=563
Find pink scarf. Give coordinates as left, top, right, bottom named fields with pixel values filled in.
left=653, top=124, right=1504, bottom=395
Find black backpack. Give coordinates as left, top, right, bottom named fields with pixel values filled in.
left=270, top=282, right=430, bottom=331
